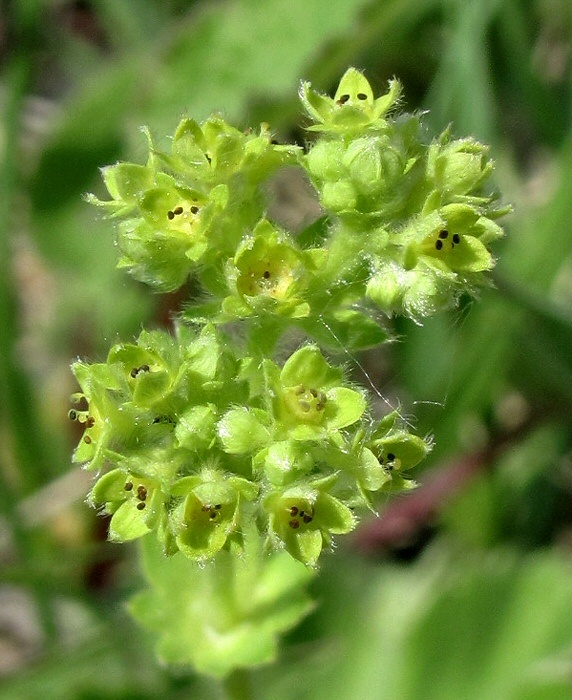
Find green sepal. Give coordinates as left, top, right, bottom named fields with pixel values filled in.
left=322, top=387, right=366, bottom=430
left=371, top=431, right=430, bottom=472
left=217, top=407, right=271, bottom=455
left=254, top=440, right=315, bottom=487
left=109, top=500, right=153, bottom=541
left=355, top=446, right=392, bottom=492
left=175, top=404, right=218, bottom=452
left=101, top=162, right=155, bottom=206
left=280, top=346, right=341, bottom=389
left=473, top=216, right=506, bottom=245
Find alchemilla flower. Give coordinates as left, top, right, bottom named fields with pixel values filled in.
left=222, top=219, right=325, bottom=320
left=77, top=67, right=507, bottom=577
left=264, top=476, right=355, bottom=566
left=300, top=67, right=402, bottom=136
left=217, top=345, right=366, bottom=454
left=88, top=117, right=298, bottom=291
left=88, top=466, right=169, bottom=542
left=366, top=201, right=502, bottom=318
left=169, top=469, right=258, bottom=561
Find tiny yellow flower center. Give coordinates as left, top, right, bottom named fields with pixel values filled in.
left=421, top=228, right=462, bottom=259
left=238, top=259, right=294, bottom=300
left=285, top=501, right=314, bottom=529
left=123, top=477, right=155, bottom=511
left=377, top=451, right=402, bottom=472
left=69, top=394, right=101, bottom=446
left=165, top=202, right=201, bottom=236
left=283, top=384, right=327, bottom=424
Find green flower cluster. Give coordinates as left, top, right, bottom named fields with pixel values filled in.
left=87, top=118, right=299, bottom=291
left=75, top=68, right=507, bottom=568
left=71, top=328, right=428, bottom=566
left=301, top=68, right=509, bottom=320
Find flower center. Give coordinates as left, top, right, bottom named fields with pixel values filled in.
left=165, top=202, right=201, bottom=235
left=69, top=394, right=99, bottom=444
left=283, top=384, right=327, bottom=424
left=422, top=228, right=462, bottom=257
left=201, top=502, right=223, bottom=522
left=123, top=478, right=154, bottom=511
left=239, top=260, right=294, bottom=300
left=378, top=451, right=402, bottom=471
left=286, top=502, right=314, bottom=529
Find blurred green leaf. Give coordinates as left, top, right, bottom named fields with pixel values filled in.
left=260, top=546, right=572, bottom=700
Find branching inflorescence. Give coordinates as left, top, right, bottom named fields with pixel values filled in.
left=70, top=68, right=507, bottom=674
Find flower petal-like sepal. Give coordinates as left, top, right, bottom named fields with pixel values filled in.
left=217, top=407, right=271, bottom=455
left=224, top=220, right=318, bottom=319
left=264, top=346, right=366, bottom=441
left=301, top=68, right=402, bottom=135
left=254, top=440, right=314, bottom=487
left=89, top=468, right=166, bottom=542
left=170, top=471, right=258, bottom=560
left=264, top=480, right=355, bottom=566
left=280, top=346, right=340, bottom=389
left=427, top=131, right=494, bottom=198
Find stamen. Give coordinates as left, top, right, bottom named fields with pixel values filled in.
left=173, top=206, right=183, bottom=216
left=190, top=205, right=199, bottom=214
left=124, top=482, right=134, bottom=491
left=357, top=93, right=367, bottom=100
left=435, top=240, right=443, bottom=251
left=136, top=502, right=146, bottom=510
left=337, top=94, right=350, bottom=105
left=289, top=519, right=300, bottom=529
left=167, top=210, right=175, bottom=220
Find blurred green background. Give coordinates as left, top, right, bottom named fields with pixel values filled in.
left=1, top=0, right=572, bottom=698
